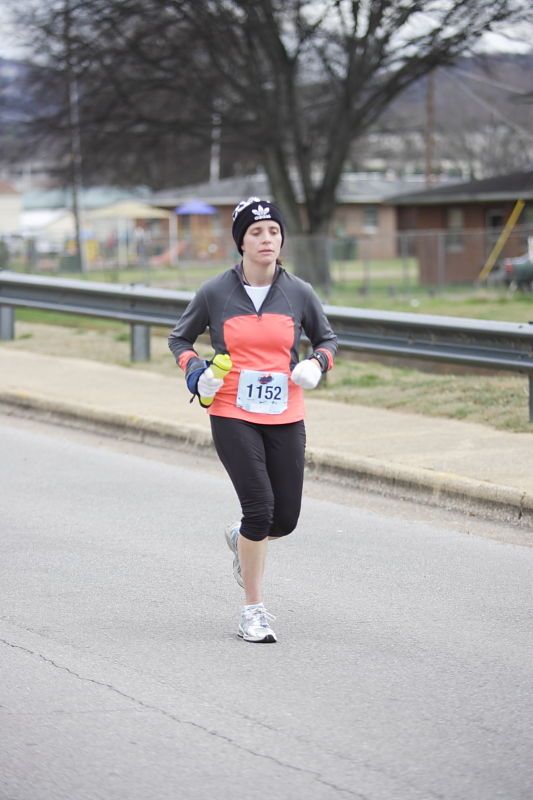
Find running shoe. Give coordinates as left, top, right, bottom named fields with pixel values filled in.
left=238, top=605, right=277, bottom=643
left=224, top=521, right=243, bottom=588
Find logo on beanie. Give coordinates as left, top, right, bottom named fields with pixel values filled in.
left=232, top=196, right=261, bottom=221
left=252, top=205, right=272, bottom=221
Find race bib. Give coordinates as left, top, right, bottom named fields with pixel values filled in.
left=236, top=370, right=288, bottom=415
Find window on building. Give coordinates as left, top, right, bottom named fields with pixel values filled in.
left=486, top=208, right=506, bottom=249
left=446, top=207, right=464, bottom=251
left=486, top=209, right=505, bottom=230
left=362, top=206, right=379, bottom=232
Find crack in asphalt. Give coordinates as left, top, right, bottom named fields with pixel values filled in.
left=0, top=625, right=450, bottom=799
left=232, top=710, right=448, bottom=800
left=0, top=636, right=369, bottom=799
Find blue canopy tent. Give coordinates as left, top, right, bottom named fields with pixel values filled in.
left=175, top=201, right=216, bottom=215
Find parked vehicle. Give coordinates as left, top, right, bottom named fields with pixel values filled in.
left=488, top=253, right=533, bottom=290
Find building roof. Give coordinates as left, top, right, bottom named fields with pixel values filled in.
left=150, top=172, right=447, bottom=208
left=336, top=173, right=446, bottom=203
left=22, top=186, right=150, bottom=210
left=390, top=169, right=533, bottom=205
left=150, top=173, right=272, bottom=207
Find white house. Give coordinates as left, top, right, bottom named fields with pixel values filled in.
left=0, top=180, right=22, bottom=234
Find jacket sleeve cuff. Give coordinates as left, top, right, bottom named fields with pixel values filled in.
left=178, top=350, right=201, bottom=371
left=311, top=349, right=332, bottom=373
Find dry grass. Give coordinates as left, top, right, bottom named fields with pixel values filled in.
left=4, top=321, right=531, bottom=433
left=316, top=358, right=531, bottom=432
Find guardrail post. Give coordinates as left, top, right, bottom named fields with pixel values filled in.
left=130, top=323, right=151, bottom=362
left=0, top=305, right=15, bottom=340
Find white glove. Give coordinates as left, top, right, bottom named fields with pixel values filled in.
left=197, top=367, right=224, bottom=397
left=290, top=359, right=322, bottom=390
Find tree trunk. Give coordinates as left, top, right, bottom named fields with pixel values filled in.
left=264, top=152, right=332, bottom=291
left=289, top=232, right=331, bottom=293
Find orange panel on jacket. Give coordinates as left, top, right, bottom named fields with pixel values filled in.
left=209, top=313, right=305, bottom=424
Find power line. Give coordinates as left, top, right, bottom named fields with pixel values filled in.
left=443, top=70, right=533, bottom=143
left=449, top=65, right=529, bottom=96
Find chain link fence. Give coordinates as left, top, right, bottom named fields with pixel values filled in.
left=398, top=226, right=533, bottom=288
left=1, top=223, right=532, bottom=292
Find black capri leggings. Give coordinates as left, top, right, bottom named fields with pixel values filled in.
left=210, top=416, right=306, bottom=542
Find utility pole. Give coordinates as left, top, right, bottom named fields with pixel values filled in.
left=425, top=70, right=435, bottom=187
left=209, top=106, right=221, bottom=183
left=64, top=0, right=86, bottom=273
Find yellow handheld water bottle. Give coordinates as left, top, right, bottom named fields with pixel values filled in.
left=200, top=353, right=233, bottom=407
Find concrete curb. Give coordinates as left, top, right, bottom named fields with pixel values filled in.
left=305, top=448, right=533, bottom=528
left=1, top=389, right=532, bottom=530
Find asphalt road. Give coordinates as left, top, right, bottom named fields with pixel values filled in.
left=1, top=416, right=532, bottom=800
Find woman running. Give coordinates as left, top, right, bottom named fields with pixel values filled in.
left=168, top=197, right=337, bottom=643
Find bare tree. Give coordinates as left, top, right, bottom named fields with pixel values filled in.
left=5, top=0, right=215, bottom=186
left=8, top=0, right=532, bottom=285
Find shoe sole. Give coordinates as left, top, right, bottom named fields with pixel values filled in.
left=238, top=631, right=277, bottom=643
left=225, top=526, right=244, bottom=588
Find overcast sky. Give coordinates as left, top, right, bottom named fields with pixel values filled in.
left=0, top=4, right=531, bottom=61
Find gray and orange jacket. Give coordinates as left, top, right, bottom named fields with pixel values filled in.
left=168, top=264, right=337, bottom=425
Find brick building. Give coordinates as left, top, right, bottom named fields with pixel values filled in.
left=391, top=170, right=533, bottom=285
left=150, top=172, right=431, bottom=262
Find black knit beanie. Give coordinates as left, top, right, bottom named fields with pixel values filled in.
left=231, top=197, right=285, bottom=254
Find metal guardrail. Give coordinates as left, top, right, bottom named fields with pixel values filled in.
left=1, top=271, right=532, bottom=421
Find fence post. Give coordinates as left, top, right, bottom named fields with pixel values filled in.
left=0, top=305, right=15, bottom=340
left=529, top=375, right=533, bottom=424
left=130, top=323, right=151, bottom=362
left=437, top=232, right=445, bottom=287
